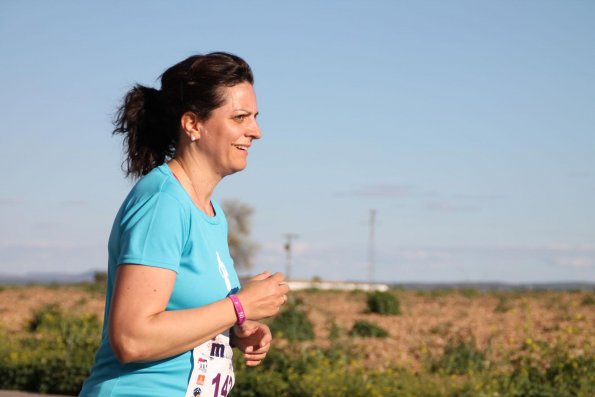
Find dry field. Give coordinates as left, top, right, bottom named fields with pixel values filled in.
left=1, top=285, right=593, bottom=371
left=295, top=289, right=594, bottom=370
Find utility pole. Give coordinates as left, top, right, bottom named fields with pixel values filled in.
left=368, top=209, right=376, bottom=283
left=284, top=233, right=299, bottom=281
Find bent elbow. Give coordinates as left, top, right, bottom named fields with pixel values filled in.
left=109, top=332, right=146, bottom=364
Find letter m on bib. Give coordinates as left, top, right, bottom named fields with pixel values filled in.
left=210, top=343, right=225, bottom=358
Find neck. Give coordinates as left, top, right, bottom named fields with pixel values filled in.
left=169, top=153, right=221, bottom=216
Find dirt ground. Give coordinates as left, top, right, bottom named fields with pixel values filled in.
left=1, top=285, right=593, bottom=371
left=295, top=289, right=594, bottom=370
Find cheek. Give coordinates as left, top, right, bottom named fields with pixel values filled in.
left=229, top=128, right=244, bottom=141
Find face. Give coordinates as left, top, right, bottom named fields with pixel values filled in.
left=199, top=82, right=261, bottom=177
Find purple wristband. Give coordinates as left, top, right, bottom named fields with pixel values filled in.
left=228, top=294, right=246, bottom=326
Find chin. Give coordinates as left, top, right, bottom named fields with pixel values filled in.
left=234, top=161, right=248, bottom=172
left=225, top=164, right=247, bottom=176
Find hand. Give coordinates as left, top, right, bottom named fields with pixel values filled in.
left=232, top=320, right=272, bottom=366
left=237, top=272, right=289, bottom=321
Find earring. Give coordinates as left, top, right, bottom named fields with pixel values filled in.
left=191, top=136, right=197, bottom=142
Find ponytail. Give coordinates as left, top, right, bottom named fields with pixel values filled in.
left=113, top=85, right=177, bottom=178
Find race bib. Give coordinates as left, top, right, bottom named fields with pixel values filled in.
left=185, top=331, right=234, bottom=397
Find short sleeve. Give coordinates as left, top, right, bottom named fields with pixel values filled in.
left=116, top=192, right=188, bottom=273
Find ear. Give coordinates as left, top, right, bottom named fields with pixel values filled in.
left=180, top=112, right=203, bottom=142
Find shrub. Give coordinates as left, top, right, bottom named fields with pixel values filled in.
left=268, top=298, right=314, bottom=341
left=28, top=303, right=62, bottom=332
left=581, top=293, right=595, bottom=306
left=429, top=338, right=487, bottom=375
left=76, top=271, right=108, bottom=295
left=349, top=320, right=388, bottom=338
left=0, top=305, right=101, bottom=395
left=504, top=341, right=595, bottom=397
left=366, top=291, right=400, bottom=315
left=233, top=345, right=492, bottom=397
left=494, top=294, right=512, bottom=313
left=327, top=317, right=340, bottom=340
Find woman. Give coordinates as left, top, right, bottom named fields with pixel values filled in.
left=80, top=52, right=289, bottom=397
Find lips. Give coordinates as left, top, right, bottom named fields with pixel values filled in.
left=232, top=144, right=250, bottom=152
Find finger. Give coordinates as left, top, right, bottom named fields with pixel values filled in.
left=234, top=327, right=256, bottom=339
left=245, top=359, right=262, bottom=366
left=252, top=345, right=271, bottom=355
left=248, top=324, right=272, bottom=346
left=245, top=349, right=268, bottom=358
left=236, top=322, right=258, bottom=336
left=245, top=352, right=267, bottom=361
left=259, top=328, right=272, bottom=346
left=251, top=272, right=271, bottom=281
left=247, top=341, right=271, bottom=354
left=269, top=272, right=285, bottom=282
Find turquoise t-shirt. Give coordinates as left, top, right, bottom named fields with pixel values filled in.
left=80, top=163, right=240, bottom=397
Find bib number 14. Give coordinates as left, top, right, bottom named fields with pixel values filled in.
left=212, top=373, right=233, bottom=397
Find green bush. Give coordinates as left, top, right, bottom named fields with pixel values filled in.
left=494, top=294, right=512, bottom=313
left=349, top=320, right=388, bottom=338
left=75, top=271, right=108, bottom=295
left=233, top=343, right=595, bottom=397
left=502, top=341, right=595, bottom=397
left=366, top=291, right=400, bottom=315
left=27, top=303, right=62, bottom=332
left=581, top=293, right=595, bottom=306
left=429, top=338, right=487, bottom=375
left=268, top=298, right=314, bottom=341
left=234, top=346, right=381, bottom=397
left=327, top=317, right=340, bottom=340
left=0, top=305, right=100, bottom=395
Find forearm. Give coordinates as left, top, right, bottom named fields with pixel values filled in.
left=108, top=266, right=287, bottom=364
left=110, top=297, right=237, bottom=363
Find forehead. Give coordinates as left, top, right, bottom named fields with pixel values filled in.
left=218, top=82, right=257, bottom=110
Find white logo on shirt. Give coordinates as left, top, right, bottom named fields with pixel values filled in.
left=216, top=251, right=232, bottom=292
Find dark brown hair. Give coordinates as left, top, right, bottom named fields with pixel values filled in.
left=113, top=52, right=254, bottom=178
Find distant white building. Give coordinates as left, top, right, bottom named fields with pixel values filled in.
left=286, top=279, right=389, bottom=292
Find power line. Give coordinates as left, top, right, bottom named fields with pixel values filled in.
left=368, top=209, right=376, bottom=283
left=284, top=233, right=299, bottom=280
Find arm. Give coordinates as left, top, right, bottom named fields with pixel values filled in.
left=109, top=265, right=287, bottom=364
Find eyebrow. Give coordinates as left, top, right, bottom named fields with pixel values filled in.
left=235, top=108, right=259, bottom=117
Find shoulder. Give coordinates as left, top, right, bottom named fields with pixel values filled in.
left=121, top=164, right=190, bottom=220
left=128, top=164, right=186, bottom=203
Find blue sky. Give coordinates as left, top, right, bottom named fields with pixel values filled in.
left=1, top=1, right=594, bottom=282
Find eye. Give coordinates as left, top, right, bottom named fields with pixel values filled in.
left=233, top=114, right=248, bottom=122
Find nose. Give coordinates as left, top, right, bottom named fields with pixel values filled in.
left=248, top=119, right=262, bottom=140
